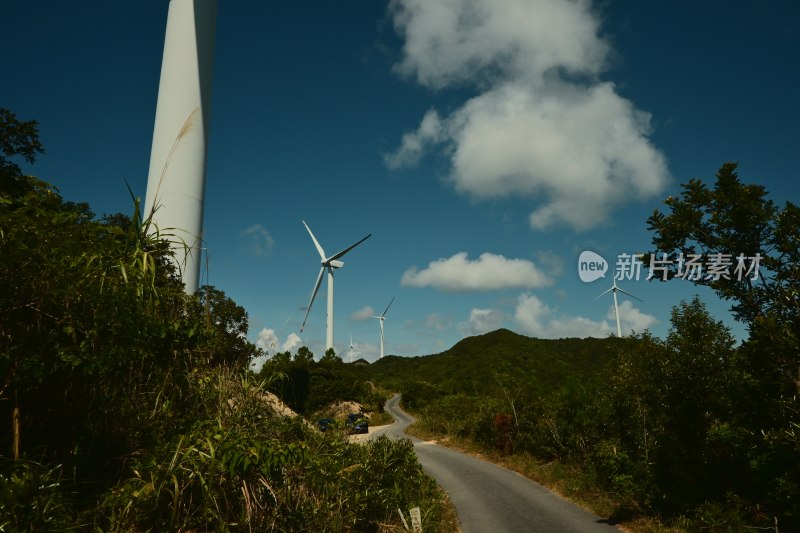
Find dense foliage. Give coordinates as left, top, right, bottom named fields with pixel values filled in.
left=258, top=348, right=390, bottom=418
left=0, top=109, right=448, bottom=531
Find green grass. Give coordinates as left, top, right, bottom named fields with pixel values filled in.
left=369, top=410, right=395, bottom=427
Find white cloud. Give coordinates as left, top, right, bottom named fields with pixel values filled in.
left=249, top=355, right=267, bottom=372
left=386, top=0, right=670, bottom=231
left=255, top=328, right=279, bottom=352
left=350, top=306, right=376, bottom=321
left=515, top=293, right=610, bottom=338
left=514, top=293, right=657, bottom=338
left=401, top=252, right=552, bottom=291
left=609, top=299, right=659, bottom=335
left=241, top=224, right=274, bottom=256
left=459, top=308, right=506, bottom=336
left=384, top=109, right=443, bottom=169
left=282, top=332, right=303, bottom=352
left=389, top=0, right=608, bottom=89
left=255, top=328, right=302, bottom=353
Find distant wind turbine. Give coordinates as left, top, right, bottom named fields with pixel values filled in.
left=348, top=333, right=356, bottom=364
left=370, top=297, right=395, bottom=359
left=299, top=221, right=371, bottom=352
left=596, top=278, right=643, bottom=338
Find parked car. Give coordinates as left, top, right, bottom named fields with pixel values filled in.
left=346, top=413, right=369, bottom=434
left=317, top=418, right=336, bottom=432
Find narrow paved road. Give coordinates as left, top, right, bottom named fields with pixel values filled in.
left=373, top=394, right=620, bottom=533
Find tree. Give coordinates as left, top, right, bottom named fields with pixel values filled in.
left=645, top=164, right=800, bottom=527
left=646, top=162, right=799, bottom=330
left=0, top=108, right=44, bottom=199
left=646, top=163, right=798, bottom=411
left=294, top=346, right=315, bottom=365
left=608, top=298, right=742, bottom=512
left=190, top=285, right=256, bottom=368
left=319, top=347, right=342, bottom=365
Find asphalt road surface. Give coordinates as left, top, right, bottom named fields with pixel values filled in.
left=373, top=394, right=620, bottom=533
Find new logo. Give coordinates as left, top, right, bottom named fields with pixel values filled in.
left=578, top=251, right=608, bottom=283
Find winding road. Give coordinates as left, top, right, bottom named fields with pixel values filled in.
left=371, top=394, right=620, bottom=533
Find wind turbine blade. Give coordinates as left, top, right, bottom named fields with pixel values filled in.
left=327, top=233, right=371, bottom=262
left=302, top=220, right=327, bottom=260
left=617, top=286, right=644, bottom=302
left=595, top=287, right=614, bottom=299
left=381, top=296, right=395, bottom=318
left=300, top=267, right=325, bottom=332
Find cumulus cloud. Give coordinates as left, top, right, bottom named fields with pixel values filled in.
left=610, top=299, right=659, bottom=334
left=514, top=293, right=657, bottom=338
left=282, top=332, right=303, bottom=353
left=386, top=0, right=669, bottom=231
left=389, top=0, right=608, bottom=88
left=251, top=327, right=300, bottom=372
left=515, top=293, right=609, bottom=338
left=401, top=252, right=552, bottom=291
left=385, top=109, right=443, bottom=169
left=241, top=224, right=274, bottom=256
left=459, top=308, right=506, bottom=336
left=255, top=328, right=302, bottom=353
left=350, top=306, right=376, bottom=321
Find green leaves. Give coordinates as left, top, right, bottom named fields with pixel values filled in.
left=646, top=162, right=795, bottom=329
left=219, top=440, right=307, bottom=479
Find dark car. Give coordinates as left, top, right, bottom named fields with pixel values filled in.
left=346, top=413, right=369, bottom=434
left=317, top=418, right=336, bottom=432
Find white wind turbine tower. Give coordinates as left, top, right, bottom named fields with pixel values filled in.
left=144, top=0, right=217, bottom=293
left=300, top=221, right=371, bottom=352
left=597, top=278, right=643, bottom=338
left=348, top=333, right=356, bottom=364
left=371, top=297, right=395, bottom=359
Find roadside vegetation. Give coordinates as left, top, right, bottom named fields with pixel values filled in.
left=0, top=108, right=452, bottom=532
left=372, top=165, right=800, bottom=532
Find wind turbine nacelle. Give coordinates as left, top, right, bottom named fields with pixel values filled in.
left=329, top=260, right=344, bottom=269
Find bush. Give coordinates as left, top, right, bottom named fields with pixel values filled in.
left=0, top=460, right=80, bottom=531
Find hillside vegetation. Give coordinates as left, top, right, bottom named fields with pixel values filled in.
left=0, top=109, right=451, bottom=532
left=373, top=329, right=618, bottom=404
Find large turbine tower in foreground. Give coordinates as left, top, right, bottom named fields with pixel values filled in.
left=144, top=0, right=217, bottom=293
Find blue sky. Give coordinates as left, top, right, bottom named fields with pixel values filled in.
left=4, top=1, right=798, bottom=363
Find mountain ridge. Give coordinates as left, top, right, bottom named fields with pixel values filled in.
left=371, top=328, right=622, bottom=396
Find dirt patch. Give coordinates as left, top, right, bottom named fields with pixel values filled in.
left=328, top=400, right=366, bottom=420
left=256, top=391, right=299, bottom=417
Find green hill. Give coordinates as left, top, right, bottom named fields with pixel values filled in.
left=370, top=328, right=622, bottom=398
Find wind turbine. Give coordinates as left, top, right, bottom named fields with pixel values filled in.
left=596, top=278, right=643, bottom=338
left=143, top=0, right=217, bottom=293
left=348, top=333, right=356, bottom=364
left=299, top=221, right=371, bottom=352
left=370, top=297, right=395, bottom=359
